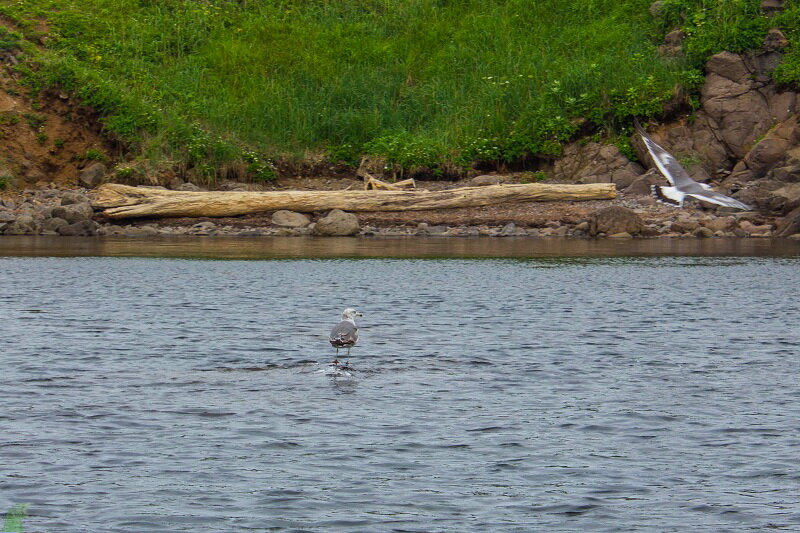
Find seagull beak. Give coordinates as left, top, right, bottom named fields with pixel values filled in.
left=356, top=312, right=363, bottom=317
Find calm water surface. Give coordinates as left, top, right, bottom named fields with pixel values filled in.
left=1, top=238, right=799, bottom=531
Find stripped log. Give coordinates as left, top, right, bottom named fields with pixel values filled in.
left=91, top=182, right=617, bottom=219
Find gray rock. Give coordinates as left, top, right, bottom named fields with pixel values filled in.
left=79, top=162, right=107, bottom=188
left=123, top=225, right=159, bottom=237
left=58, top=220, right=97, bottom=236
left=60, top=191, right=90, bottom=206
left=774, top=206, right=800, bottom=237
left=177, top=182, right=202, bottom=192
left=499, top=222, right=516, bottom=236
left=0, top=209, right=15, bottom=223
left=671, top=219, right=699, bottom=233
left=427, top=225, right=448, bottom=235
left=554, top=142, right=644, bottom=189
left=693, top=226, right=714, bottom=238
left=314, top=209, right=360, bottom=236
left=5, top=214, right=39, bottom=235
left=659, top=29, right=685, bottom=56
left=590, top=206, right=644, bottom=236
left=51, top=202, right=93, bottom=224
left=271, top=210, right=311, bottom=228
left=43, top=217, right=69, bottom=232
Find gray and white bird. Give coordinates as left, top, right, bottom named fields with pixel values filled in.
left=634, top=119, right=752, bottom=210
left=329, top=308, right=362, bottom=362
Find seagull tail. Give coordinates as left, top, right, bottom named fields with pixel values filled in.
left=651, top=185, right=684, bottom=207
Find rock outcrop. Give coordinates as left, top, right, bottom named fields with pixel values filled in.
left=554, top=142, right=644, bottom=190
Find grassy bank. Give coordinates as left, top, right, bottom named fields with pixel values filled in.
left=0, top=0, right=798, bottom=182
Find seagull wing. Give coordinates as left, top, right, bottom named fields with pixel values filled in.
left=330, top=321, right=358, bottom=348
left=685, top=190, right=752, bottom=210
left=634, top=119, right=694, bottom=188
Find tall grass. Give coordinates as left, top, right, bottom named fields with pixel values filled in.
left=0, top=0, right=795, bottom=179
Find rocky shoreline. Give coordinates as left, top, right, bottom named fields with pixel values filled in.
left=1, top=185, right=799, bottom=240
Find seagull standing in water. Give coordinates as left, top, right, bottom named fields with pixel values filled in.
left=329, top=308, right=362, bottom=366
left=634, top=119, right=752, bottom=210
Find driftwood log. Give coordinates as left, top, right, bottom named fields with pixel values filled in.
left=91, top=182, right=617, bottom=219
left=364, top=176, right=417, bottom=190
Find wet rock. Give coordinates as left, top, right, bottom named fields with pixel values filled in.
left=498, top=222, right=516, bottom=236
left=775, top=206, right=800, bottom=237
left=641, top=225, right=661, bottom=237
left=4, top=214, right=38, bottom=235
left=124, top=225, right=159, bottom=237
left=314, top=209, right=360, bottom=236
left=574, top=221, right=590, bottom=232
left=79, top=162, right=107, bottom=188
left=43, top=217, right=69, bottom=232
left=58, top=220, right=97, bottom=236
left=589, top=206, right=644, bottom=236
left=470, top=175, right=504, bottom=186
left=271, top=210, right=311, bottom=228
left=693, top=226, right=714, bottom=238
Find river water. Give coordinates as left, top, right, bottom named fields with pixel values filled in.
left=1, top=237, right=799, bottom=531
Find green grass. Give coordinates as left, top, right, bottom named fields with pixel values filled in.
left=0, top=0, right=797, bottom=180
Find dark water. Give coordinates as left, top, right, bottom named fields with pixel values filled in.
left=1, top=240, right=799, bottom=531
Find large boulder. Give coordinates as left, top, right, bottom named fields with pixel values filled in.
left=60, top=190, right=90, bottom=206
left=589, top=206, right=644, bottom=236
left=775, top=206, right=800, bottom=237
left=271, top=210, right=311, bottom=228
left=51, top=202, right=93, bottom=224
left=724, top=117, right=800, bottom=186
left=79, top=162, right=107, bottom=188
left=314, top=209, right=360, bottom=236
left=625, top=168, right=664, bottom=196
left=553, top=142, right=644, bottom=189
left=4, top=214, right=39, bottom=235
left=57, top=220, right=98, bottom=237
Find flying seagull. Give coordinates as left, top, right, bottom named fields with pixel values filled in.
left=329, top=308, right=362, bottom=363
left=634, top=119, right=752, bottom=210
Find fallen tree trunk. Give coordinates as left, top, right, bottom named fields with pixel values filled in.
left=91, top=182, right=616, bottom=219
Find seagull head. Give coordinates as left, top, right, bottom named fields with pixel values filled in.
left=341, top=308, right=363, bottom=320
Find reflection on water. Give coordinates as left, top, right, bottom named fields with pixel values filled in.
left=0, top=235, right=798, bottom=258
